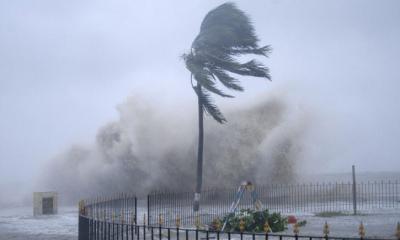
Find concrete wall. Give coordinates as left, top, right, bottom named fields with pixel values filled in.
left=33, top=192, right=58, bottom=216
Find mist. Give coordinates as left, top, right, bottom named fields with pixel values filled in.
left=39, top=92, right=310, bottom=202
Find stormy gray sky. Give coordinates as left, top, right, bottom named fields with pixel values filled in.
left=1, top=0, right=400, bottom=196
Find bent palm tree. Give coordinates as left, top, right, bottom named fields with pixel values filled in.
left=183, top=2, right=271, bottom=211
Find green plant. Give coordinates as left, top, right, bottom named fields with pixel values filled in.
left=297, top=220, right=307, bottom=227
left=211, top=209, right=287, bottom=232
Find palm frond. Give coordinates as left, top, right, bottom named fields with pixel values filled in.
left=184, top=2, right=271, bottom=124
left=193, top=2, right=259, bottom=50
left=200, top=51, right=271, bottom=80
left=209, top=67, right=244, bottom=91
left=185, top=53, right=233, bottom=98
left=195, top=87, right=226, bottom=123
left=228, top=45, right=272, bottom=57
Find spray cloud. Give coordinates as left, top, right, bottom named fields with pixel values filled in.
left=42, top=93, right=310, bottom=202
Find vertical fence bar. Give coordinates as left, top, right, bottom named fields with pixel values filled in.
left=396, top=180, right=399, bottom=206
left=126, top=223, right=129, bottom=240
left=108, top=222, right=111, bottom=240
left=95, top=216, right=98, bottom=240
left=369, top=181, right=372, bottom=209
left=381, top=180, right=386, bottom=207
left=134, top=197, right=137, bottom=228
left=121, top=224, right=124, bottom=240
left=116, top=223, right=119, bottom=240
left=352, top=165, right=357, bottom=215
left=78, top=215, right=89, bottom=240
left=101, top=220, right=103, bottom=240
left=89, top=218, right=93, bottom=240
left=101, top=218, right=104, bottom=240
left=131, top=224, right=134, bottom=240
left=147, top=194, right=151, bottom=226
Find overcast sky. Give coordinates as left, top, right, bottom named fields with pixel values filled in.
left=1, top=0, right=400, bottom=193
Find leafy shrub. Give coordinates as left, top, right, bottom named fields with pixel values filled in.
left=297, top=220, right=307, bottom=227
left=210, top=209, right=287, bottom=232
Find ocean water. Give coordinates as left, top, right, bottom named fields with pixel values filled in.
left=0, top=206, right=77, bottom=240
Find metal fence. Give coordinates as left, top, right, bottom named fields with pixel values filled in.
left=79, top=196, right=400, bottom=240
left=78, top=217, right=400, bottom=240
left=148, top=181, right=400, bottom=227
left=78, top=181, right=400, bottom=240
left=79, top=193, right=137, bottom=227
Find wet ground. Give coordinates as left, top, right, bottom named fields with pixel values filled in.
left=282, top=208, right=400, bottom=239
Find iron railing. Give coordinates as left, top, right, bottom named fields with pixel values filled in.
left=78, top=181, right=400, bottom=240
left=78, top=215, right=400, bottom=240
left=79, top=193, right=137, bottom=226
left=148, top=181, right=400, bottom=227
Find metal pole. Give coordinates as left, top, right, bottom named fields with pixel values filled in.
left=352, top=165, right=357, bottom=215
left=135, top=197, right=137, bottom=225
left=147, top=195, right=150, bottom=226
left=78, top=215, right=89, bottom=240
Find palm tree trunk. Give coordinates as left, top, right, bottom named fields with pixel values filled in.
left=193, top=85, right=204, bottom=212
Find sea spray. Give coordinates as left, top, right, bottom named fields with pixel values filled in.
left=41, top=94, right=309, bottom=202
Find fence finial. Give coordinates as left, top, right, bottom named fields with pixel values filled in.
left=323, top=221, right=329, bottom=237
left=359, top=222, right=365, bottom=238
left=158, top=214, right=163, bottom=226
left=195, top=214, right=201, bottom=229
left=239, top=218, right=245, bottom=232
left=86, top=207, right=90, bottom=218
left=293, top=223, right=300, bottom=235
left=264, top=222, right=271, bottom=233
left=214, top=218, right=222, bottom=231
left=396, top=222, right=400, bottom=239
left=176, top=215, right=181, bottom=228
left=78, top=200, right=85, bottom=215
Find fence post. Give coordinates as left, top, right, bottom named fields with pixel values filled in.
left=352, top=165, right=357, bottom=215
left=135, top=197, right=138, bottom=225
left=78, top=215, right=89, bottom=240
left=147, top=194, right=150, bottom=226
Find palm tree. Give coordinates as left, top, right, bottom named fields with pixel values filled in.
left=183, top=2, right=271, bottom=212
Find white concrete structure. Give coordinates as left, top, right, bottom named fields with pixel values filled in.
left=33, top=192, right=58, bottom=216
